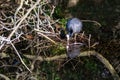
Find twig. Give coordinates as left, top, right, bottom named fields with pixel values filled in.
left=0, top=73, right=10, bottom=80
left=8, top=0, right=41, bottom=39
left=14, top=0, right=24, bottom=22
left=81, top=20, right=101, bottom=27
left=50, top=5, right=55, bottom=17
left=88, top=34, right=91, bottom=49
left=34, top=29, right=57, bottom=45
left=10, top=42, right=32, bottom=73
left=0, top=0, right=42, bottom=50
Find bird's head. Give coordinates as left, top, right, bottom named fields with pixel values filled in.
left=58, top=28, right=66, bottom=39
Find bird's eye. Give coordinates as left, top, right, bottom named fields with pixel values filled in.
left=69, top=29, right=73, bottom=34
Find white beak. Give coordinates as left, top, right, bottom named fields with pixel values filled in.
left=66, top=34, right=70, bottom=41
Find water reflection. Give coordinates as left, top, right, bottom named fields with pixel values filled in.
left=66, top=42, right=83, bottom=58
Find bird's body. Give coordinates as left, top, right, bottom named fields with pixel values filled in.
left=66, top=18, right=82, bottom=37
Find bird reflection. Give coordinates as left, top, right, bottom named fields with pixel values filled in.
left=66, top=42, right=83, bottom=58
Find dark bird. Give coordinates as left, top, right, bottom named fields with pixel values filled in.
left=66, top=18, right=83, bottom=43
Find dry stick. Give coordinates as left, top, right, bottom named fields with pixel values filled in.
left=0, top=0, right=41, bottom=49
left=50, top=5, right=56, bottom=17
left=34, top=29, right=57, bottom=45
left=0, top=73, right=10, bottom=80
left=81, top=20, right=101, bottom=27
left=8, top=0, right=41, bottom=39
left=3, top=0, right=41, bottom=73
left=38, top=32, right=57, bottom=44
left=24, top=51, right=120, bottom=80
left=10, top=42, right=32, bottom=73
left=88, top=34, right=91, bottom=49
left=14, top=0, right=24, bottom=22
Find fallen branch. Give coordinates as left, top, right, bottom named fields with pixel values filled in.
left=81, top=20, right=101, bottom=27
left=24, top=50, right=120, bottom=80
left=0, top=74, right=10, bottom=80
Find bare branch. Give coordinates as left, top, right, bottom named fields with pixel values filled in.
left=0, top=74, right=10, bottom=80
left=24, top=51, right=120, bottom=80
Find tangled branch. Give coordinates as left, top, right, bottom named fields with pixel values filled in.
left=0, top=0, right=58, bottom=72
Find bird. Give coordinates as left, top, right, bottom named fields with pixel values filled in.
left=66, top=18, right=83, bottom=58
left=66, top=18, right=83, bottom=43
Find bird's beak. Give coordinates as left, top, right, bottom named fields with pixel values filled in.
left=66, top=34, right=70, bottom=41
left=66, top=34, right=70, bottom=47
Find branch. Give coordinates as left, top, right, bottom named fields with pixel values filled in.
left=0, top=0, right=42, bottom=50
left=0, top=74, right=10, bottom=80
left=8, top=0, right=41, bottom=39
left=34, top=29, right=57, bottom=45
left=10, top=42, right=32, bottom=73
left=24, top=50, right=120, bottom=80
left=81, top=20, right=101, bottom=27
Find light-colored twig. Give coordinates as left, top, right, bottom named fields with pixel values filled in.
left=10, top=42, right=32, bottom=73
left=8, top=0, right=41, bottom=39
left=34, top=29, right=57, bottom=45
left=0, top=0, right=42, bottom=50
left=0, top=73, right=10, bottom=80
left=81, top=20, right=101, bottom=27
left=14, top=0, right=24, bottom=22
left=88, top=34, right=91, bottom=49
